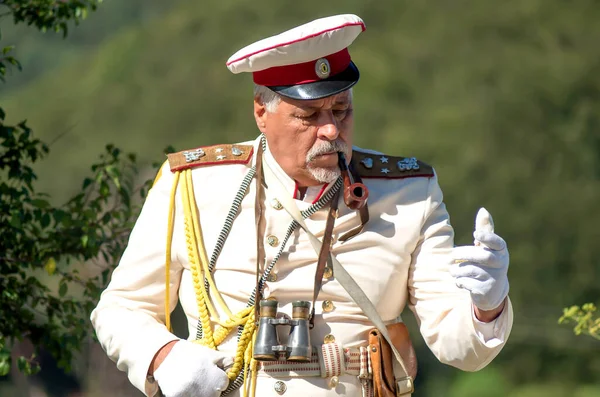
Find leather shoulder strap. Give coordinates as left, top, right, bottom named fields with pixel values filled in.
left=351, top=150, right=434, bottom=179
left=167, top=144, right=254, bottom=172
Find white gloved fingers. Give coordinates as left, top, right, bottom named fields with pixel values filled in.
left=454, top=276, right=485, bottom=293
left=154, top=340, right=233, bottom=397
left=453, top=208, right=510, bottom=312
left=219, top=355, right=235, bottom=371
left=473, top=230, right=506, bottom=251
left=475, top=207, right=494, bottom=233
left=450, top=262, right=491, bottom=280
left=453, top=269, right=509, bottom=311
left=452, top=246, right=500, bottom=267
left=474, top=281, right=510, bottom=311
left=200, top=344, right=233, bottom=365
left=207, top=365, right=230, bottom=392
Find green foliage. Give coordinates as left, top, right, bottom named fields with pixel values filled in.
left=0, top=40, right=21, bottom=82
left=0, top=0, right=180, bottom=92
left=0, top=0, right=102, bottom=81
left=0, top=112, right=151, bottom=373
left=0, top=0, right=153, bottom=378
left=0, top=336, right=11, bottom=376
left=1, top=0, right=102, bottom=35
left=559, top=303, right=600, bottom=340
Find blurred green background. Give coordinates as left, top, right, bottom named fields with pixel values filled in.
left=1, top=0, right=599, bottom=396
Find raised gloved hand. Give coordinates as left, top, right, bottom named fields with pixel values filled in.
left=450, top=208, right=510, bottom=311
left=153, top=340, right=231, bottom=397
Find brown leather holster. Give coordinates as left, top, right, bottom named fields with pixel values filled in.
left=368, top=323, right=418, bottom=397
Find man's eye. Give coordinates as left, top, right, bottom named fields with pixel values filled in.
left=298, top=112, right=317, bottom=120
left=333, top=109, right=349, bottom=119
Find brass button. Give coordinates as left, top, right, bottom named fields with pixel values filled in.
left=267, top=235, right=279, bottom=247
left=267, top=273, right=278, bottom=282
left=328, top=376, right=339, bottom=388
left=323, top=267, right=333, bottom=279
left=271, top=198, right=283, bottom=210
left=266, top=296, right=277, bottom=301
left=323, top=334, right=336, bottom=344
left=322, top=300, right=335, bottom=313
left=274, top=380, right=287, bottom=394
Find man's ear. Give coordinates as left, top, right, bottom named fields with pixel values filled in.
left=253, top=99, right=268, bottom=134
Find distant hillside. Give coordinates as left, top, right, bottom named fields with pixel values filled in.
left=0, top=0, right=180, bottom=93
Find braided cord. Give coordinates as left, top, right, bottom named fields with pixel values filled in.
left=196, top=165, right=257, bottom=340
left=164, top=171, right=181, bottom=332
left=179, top=168, right=258, bottom=382
left=180, top=169, right=217, bottom=348
left=185, top=169, right=236, bottom=321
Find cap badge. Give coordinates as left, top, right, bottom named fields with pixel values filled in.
left=315, top=58, right=331, bottom=79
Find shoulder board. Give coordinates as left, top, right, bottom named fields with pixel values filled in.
left=167, top=144, right=254, bottom=172
left=351, top=150, right=434, bottom=179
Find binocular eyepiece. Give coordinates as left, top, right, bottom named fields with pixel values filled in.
left=253, top=300, right=312, bottom=362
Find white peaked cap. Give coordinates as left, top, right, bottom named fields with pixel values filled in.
left=226, top=14, right=365, bottom=74
left=225, top=14, right=365, bottom=100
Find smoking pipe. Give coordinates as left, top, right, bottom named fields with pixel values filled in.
left=338, top=152, right=369, bottom=210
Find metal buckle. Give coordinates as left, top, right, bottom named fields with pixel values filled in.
left=396, top=376, right=414, bottom=396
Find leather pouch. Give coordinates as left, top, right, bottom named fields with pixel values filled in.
left=369, top=324, right=418, bottom=397
left=386, top=322, right=418, bottom=380
left=369, top=328, right=397, bottom=397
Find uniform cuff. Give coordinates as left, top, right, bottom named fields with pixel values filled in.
left=91, top=307, right=179, bottom=397
left=471, top=298, right=512, bottom=347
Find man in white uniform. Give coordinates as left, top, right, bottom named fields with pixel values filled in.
left=91, top=14, right=513, bottom=397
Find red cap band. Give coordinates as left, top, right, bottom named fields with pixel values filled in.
left=252, top=49, right=351, bottom=86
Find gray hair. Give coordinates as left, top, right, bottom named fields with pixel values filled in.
left=254, top=84, right=281, bottom=113
left=253, top=84, right=354, bottom=113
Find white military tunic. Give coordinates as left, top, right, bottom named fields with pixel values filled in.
left=91, top=135, right=513, bottom=396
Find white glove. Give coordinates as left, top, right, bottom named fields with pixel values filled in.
left=450, top=208, right=510, bottom=311
left=153, top=340, right=231, bottom=397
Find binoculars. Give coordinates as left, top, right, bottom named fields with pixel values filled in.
left=253, top=300, right=312, bottom=362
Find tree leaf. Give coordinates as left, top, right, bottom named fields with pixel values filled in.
left=59, top=281, right=68, bottom=297
left=0, top=352, right=10, bottom=377
left=31, top=199, right=50, bottom=209
left=17, top=356, right=29, bottom=374
left=45, top=258, right=56, bottom=275
left=9, top=213, right=22, bottom=228
left=41, top=212, right=51, bottom=228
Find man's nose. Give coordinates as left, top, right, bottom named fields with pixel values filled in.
left=316, top=111, right=340, bottom=140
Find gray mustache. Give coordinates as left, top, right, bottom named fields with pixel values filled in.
left=307, top=140, right=349, bottom=162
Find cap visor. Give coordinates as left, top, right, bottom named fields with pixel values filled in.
left=267, top=62, right=359, bottom=100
